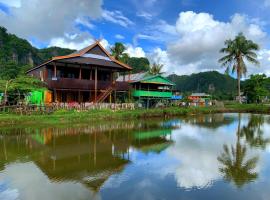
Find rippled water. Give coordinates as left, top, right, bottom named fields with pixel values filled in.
left=1, top=113, right=270, bottom=200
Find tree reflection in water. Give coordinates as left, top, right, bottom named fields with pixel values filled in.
left=218, top=114, right=260, bottom=188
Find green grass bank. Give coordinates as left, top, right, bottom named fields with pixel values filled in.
left=0, top=104, right=269, bottom=127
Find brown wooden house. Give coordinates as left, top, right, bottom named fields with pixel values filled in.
left=27, top=41, right=132, bottom=103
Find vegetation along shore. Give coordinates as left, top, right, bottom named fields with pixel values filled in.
left=0, top=104, right=269, bottom=127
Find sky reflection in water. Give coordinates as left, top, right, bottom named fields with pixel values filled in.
left=1, top=113, right=270, bottom=200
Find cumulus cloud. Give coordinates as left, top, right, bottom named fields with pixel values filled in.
left=48, top=32, right=109, bottom=51
left=0, top=0, right=103, bottom=41
left=0, top=0, right=21, bottom=7
left=144, top=11, right=269, bottom=75
left=124, top=44, right=146, bottom=57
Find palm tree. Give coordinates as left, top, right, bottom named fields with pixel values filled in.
left=219, top=33, right=260, bottom=103
left=110, top=42, right=126, bottom=61
left=217, top=114, right=259, bottom=188
left=149, top=62, right=164, bottom=75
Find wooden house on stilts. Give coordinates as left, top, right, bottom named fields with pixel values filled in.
left=27, top=41, right=132, bottom=104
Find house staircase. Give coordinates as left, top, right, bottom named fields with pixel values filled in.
left=95, top=83, right=115, bottom=103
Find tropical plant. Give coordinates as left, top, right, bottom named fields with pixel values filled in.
left=149, top=62, right=164, bottom=75
left=243, top=74, right=269, bottom=103
left=110, top=42, right=126, bottom=61
left=219, top=33, right=260, bottom=103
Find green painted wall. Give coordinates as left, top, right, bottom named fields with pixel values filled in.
left=26, top=90, right=45, bottom=105
left=132, top=90, right=173, bottom=98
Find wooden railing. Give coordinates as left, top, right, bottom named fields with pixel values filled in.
left=46, top=78, right=130, bottom=91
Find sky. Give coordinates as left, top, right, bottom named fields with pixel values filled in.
left=0, top=0, right=270, bottom=76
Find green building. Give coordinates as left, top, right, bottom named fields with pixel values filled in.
left=118, top=72, right=175, bottom=108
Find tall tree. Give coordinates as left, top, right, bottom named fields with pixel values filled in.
left=243, top=74, right=269, bottom=103
left=149, top=62, right=164, bottom=75
left=219, top=33, right=260, bottom=103
left=110, top=42, right=126, bottom=61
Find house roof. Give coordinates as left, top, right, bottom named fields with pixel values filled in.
left=117, top=72, right=175, bottom=86
left=26, top=40, right=132, bottom=73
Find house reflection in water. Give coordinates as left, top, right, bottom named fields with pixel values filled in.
left=0, top=120, right=174, bottom=192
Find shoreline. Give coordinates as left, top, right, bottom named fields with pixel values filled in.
left=0, top=104, right=269, bottom=127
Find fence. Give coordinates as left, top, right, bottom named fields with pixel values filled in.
left=0, top=102, right=136, bottom=114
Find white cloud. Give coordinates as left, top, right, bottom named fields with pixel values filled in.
left=102, top=10, right=134, bottom=27
left=75, top=17, right=95, bottom=29
left=49, top=32, right=94, bottom=50
left=148, top=11, right=269, bottom=75
left=115, top=34, right=125, bottom=40
left=136, top=11, right=152, bottom=20
left=0, top=0, right=102, bottom=41
left=0, top=0, right=21, bottom=7
left=125, top=44, right=146, bottom=57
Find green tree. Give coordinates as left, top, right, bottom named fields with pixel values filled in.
left=0, top=76, right=45, bottom=105
left=243, top=74, right=269, bottom=103
left=110, top=42, right=126, bottom=61
left=127, top=57, right=150, bottom=73
left=217, top=114, right=259, bottom=188
left=0, top=61, right=21, bottom=79
left=149, top=62, right=164, bottom=75
left=219, top=33, right=260, bottom=103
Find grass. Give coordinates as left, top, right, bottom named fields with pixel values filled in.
left=0, top=104, right=269, bottom=127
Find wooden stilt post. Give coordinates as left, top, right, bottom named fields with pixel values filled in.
left=79, top=66, right=82, bottom=80
left=94, top=67, right=97, bottom=103
left=53, top=62, right=57, bottom=78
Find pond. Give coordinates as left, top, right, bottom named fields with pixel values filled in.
left=1, top=113, right=270, bottom=200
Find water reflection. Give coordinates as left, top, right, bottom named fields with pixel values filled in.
left=218, top=114, right=259, bottom=188
left=1, top=114, right=270, bottom=200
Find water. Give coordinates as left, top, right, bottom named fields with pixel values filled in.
left=1, top=113, right=270, bottom=200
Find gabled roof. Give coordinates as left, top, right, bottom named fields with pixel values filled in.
left=27, top=40, right=132, bottom=73
left=117, top=72, right=175, bottom=86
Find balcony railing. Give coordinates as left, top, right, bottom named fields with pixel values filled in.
left=132, top=90, right=173, bottom=98
left=46, top=78, right=130, bottom=91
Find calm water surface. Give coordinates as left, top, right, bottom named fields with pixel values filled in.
left=1, top=113, right=270, bottom=200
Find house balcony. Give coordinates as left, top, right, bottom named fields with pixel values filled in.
left=132, top=90, right=173, bottom=98
left=46, top=78, right=130, bottom=91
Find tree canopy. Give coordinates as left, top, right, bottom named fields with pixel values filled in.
left=219, top=33, right=260, bottom=102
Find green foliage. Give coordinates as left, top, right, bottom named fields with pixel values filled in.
left=110, top=42, right=126, bottom=61
left=149, top=62, right=164, bottom=75
left=219, top=33, right=260, bottom=102
left=38, top=47, right=75, bottom=61
left=0, top=26, right=75, bottom=76
left=127, top=57, right=150, bottom=73
left=0, top=76, right=45, bottom=93
left=168, top=71, right=238, bottom=100
left=243, top=74, right=269, bottom=103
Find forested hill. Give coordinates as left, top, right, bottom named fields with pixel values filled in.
left=168, top=71, right=238, bottom=100
left=0, top=26, right=75, bottom=67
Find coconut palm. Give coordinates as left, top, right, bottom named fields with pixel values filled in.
left=219, top=33, right=260, bottom=103
left=149, top=62, right=164, bottom=75
left=217, top=114, right=259, bottom=188
left=110, top=42, right=126, bottom=61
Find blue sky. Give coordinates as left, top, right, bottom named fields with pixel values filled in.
left=0, top=0, right=270, bottom=75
